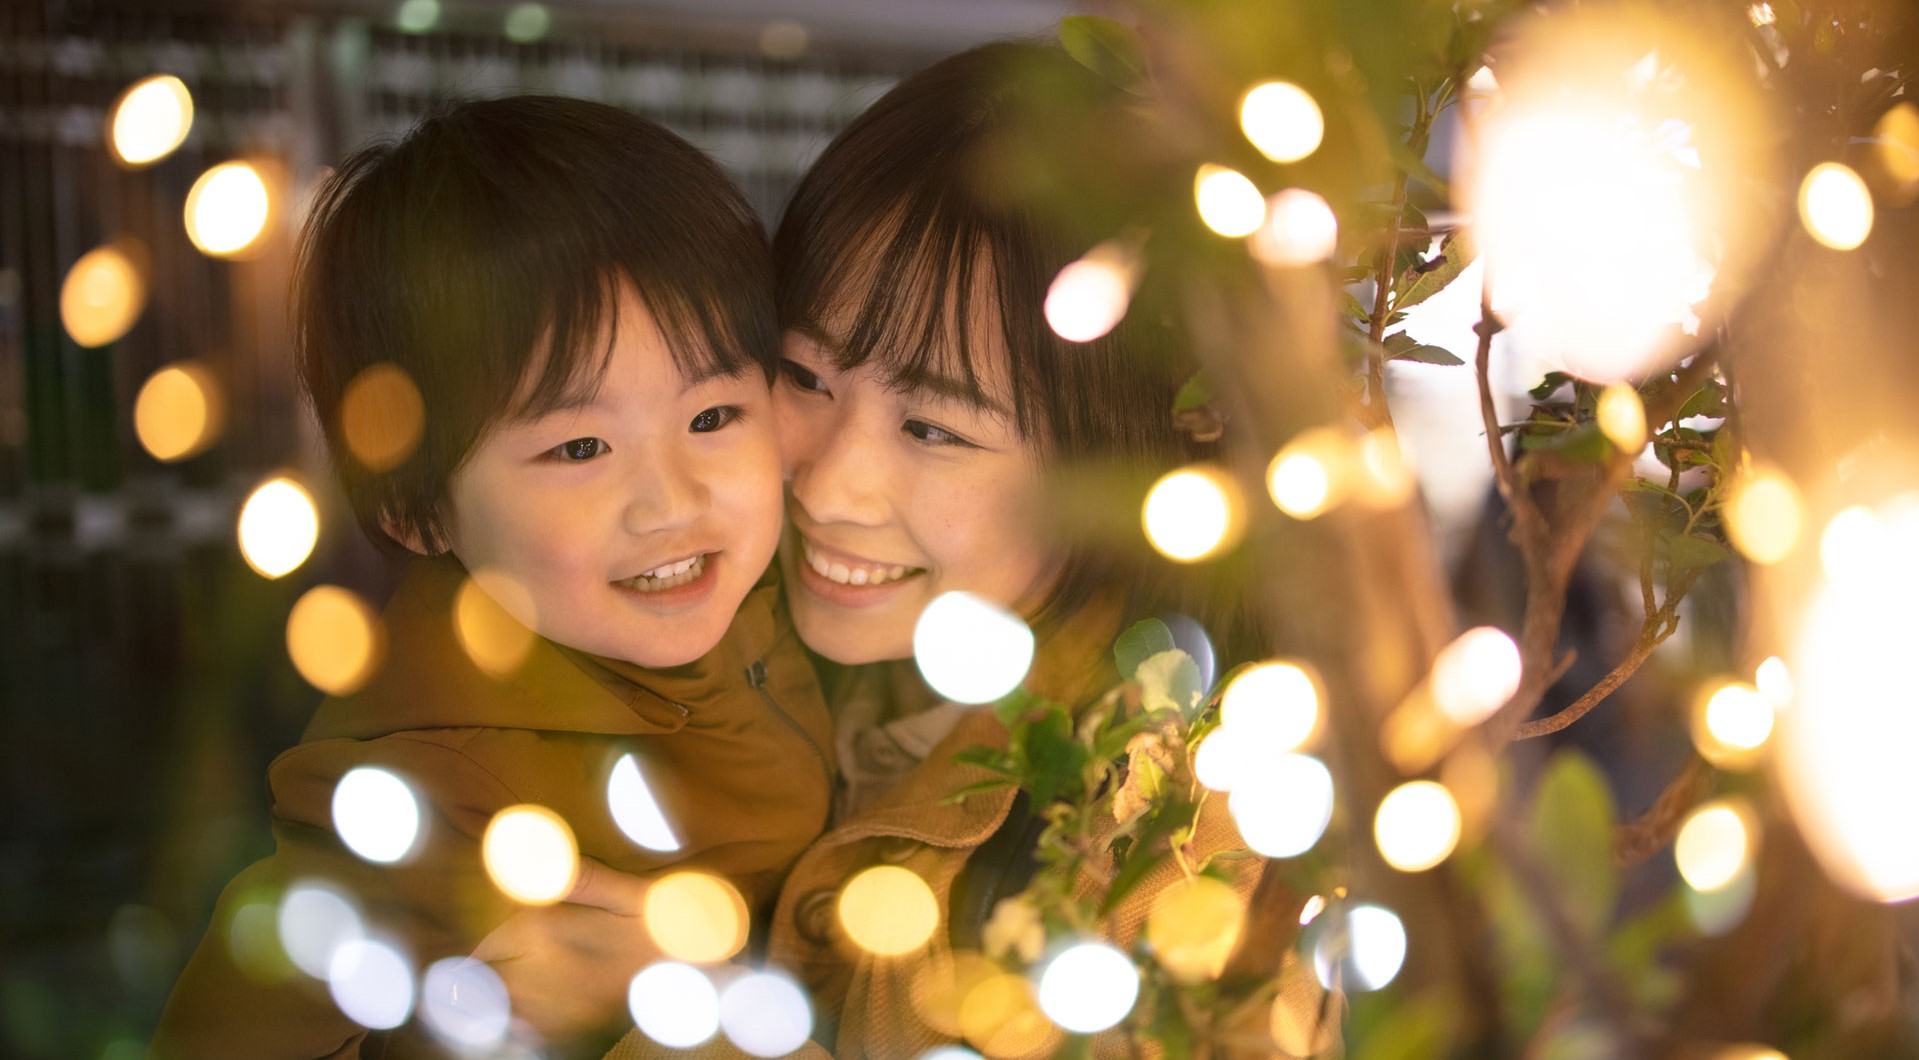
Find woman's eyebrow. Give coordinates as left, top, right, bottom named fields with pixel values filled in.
left=793, top=320, right=1010, bottom=418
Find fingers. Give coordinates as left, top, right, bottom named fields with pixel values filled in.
left=564, top=856, right=649, bottom=916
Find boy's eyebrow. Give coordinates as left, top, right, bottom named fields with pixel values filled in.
left=792, top=321, right=1011, bottom=419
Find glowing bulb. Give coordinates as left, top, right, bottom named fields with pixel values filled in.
left=1036, top=942, right=1138, bottom=1034
left=1298, top=894, right=1326, bottom=926
left=1596, top=383, right=1647, bottom=452
left=608, top=753, right=681, bottom=853
left=287, top=585, right=383, bottom=696
left=61, top=242, right=146, bottom=349
left=959, top=973, right=1055, bottom=1057
left=396, top=0, right=440, bottom=33
left=1874, top=103, right=1919, bottom=198
left=1747, top=3, right=1775, bottom=26
left=237, top=477, right=319, bottom=579
left=278, top=883, right=362, bottom=979
left=340, top=363, right=425, bottom=472
left=1693, top=681, right=1774, bottom=768
left=1220, top=661, right=1319, bottom=752
left=1676, top=799, right=1753, bottom=893
left=1193, top=730, right=1248, bottom=793
left=1145, top=876, right=1245, bottom=983
left=328, top=938, right=415, bottom=1030
left=109, top=75, right=193, bottom=166
left=1045, top=241, right=1136, bottom=343
left=643, top=872, right=749, bottom=964
left=630, top=962, right=720, bottom=1048
left=1430, top=626, right=1522, bottom=726
left=1799, top=163, right=1873, bottom=251
left=1143, top=466, right=1240, bottom=562
left=1755, top=656, right=1794, bottom=708
left=718, top=971, right=813, bottom=1058
left=1267, top=450, right=1331, bottom=518
left=1353, top=428, right=1416, bottom=508
left=482, top=805, right=578, bottom=905
left=1240, top=81, right=1324, bottom=163
left=1194, top=165, right=1266, bottom=238
left=1313, top=904, right=1406, bottom=991
left=1228, top=754, right=1334, bottom=858
left=185, top=162, right=271, bottom=257
left=839, top=866, right=939, bottom=956
left=1374, top=781, right=1463, bottom=872
left=1820, top=506, right=1884, bottom=580
left=503, top=2, right=550, bottom=43
left=1250, top=189, right=1338, bottom=267
left=419, top=958, right=511, bottom=1050
left=1724, top=466, right=1802, bottom=565
left=912, top=591, right=1035, bottom=704
left=331, top=767, right=420, bottom=864
left=454, top=572, right=537, bottom=677
left=134, top=362, right=222, bottom=461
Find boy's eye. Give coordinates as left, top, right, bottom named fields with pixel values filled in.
left=689, top=406, right=740, bottom=433
left=778, top=359, right=829, bottom=395
left=903, top=419, right=975, bottom=448
left=550, top=437, right=609, bottom=461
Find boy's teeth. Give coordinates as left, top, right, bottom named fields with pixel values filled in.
left=625, top=554, right=706, bottom=592
left=801, top=541, right=918, bottom=586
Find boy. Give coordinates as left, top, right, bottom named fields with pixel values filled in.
left=154, top=97, right=833, bottom=1058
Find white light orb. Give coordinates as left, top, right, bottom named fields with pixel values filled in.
left=1430, top=626, right=1522, bottom=726
left=1220, top=662, right=1319, bottom=753
left=1045, top=244, right=1135, bottom=343
left=332, top=767, right=421, bottom=864
left=1240, top=81, right=1324, bottom=163
left=912, top=591, right=1035, bottom=705
left=1314, top=904, right=1407, bottom=991
left=1374, top=781, right=1464, bottom=872
left=184, top=161, right=270, bottom=257
left=110, top=75, right=194, bottom=166
left=719, top=971, right=814, bottom=1058
left=1035, top=942, right=1139, bottom=1034
left=482, top=805, right=578, bottom=905
left=609, top=753, right=682, bottom=852
left=419, top=957, right=511, bottom=1050
left=1143, top=467, right=1239, bottom=562
left=1799, top=162, right=1874, bottom=251
left=1227, top=754, right=1334, bottom=858
left=237, top=477, right=319, bottom=578
left=278, top=882, right=363, bottom=979
left=629, top=962, right=721, bottom=1048
left=327, top=938, right=415, bottom=1030
left=1194, top=165, right=1266, bottom=238
left=1250, top=189, right=1339, bottom=267
left=1676, top=801, right=1753, bottom=893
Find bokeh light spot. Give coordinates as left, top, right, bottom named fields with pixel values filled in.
left=396, top=0, right=440, bottom=33
left=1220, top=661, right=1319, bottom=753
left=1693, top=681, right=1774, bottom=768
left=327, top=938, right=415, bottom=1030
left=287, top=585, right=384, bottom=696
left=645, top=872, right=749, bottom=964
left=1755, top=655, right=1794, bottom=708
left=608, top=753, right=681, bottom=853
left=1374, top=781, right=1463, bottom=872
left=1194, top=164, right=1266, bottom=238
left=1596, top=383, right=1648, bottom=452
left=482, top=805, right=578, bottom=905
left=912, top=591, right=1035, bottom=704
left=1430, top=626, right=1522, bottom=726
left=503, top=3, right=550, bottom=43
left=238, top=477, right=319, bottom=579
left=718, top=971, right=813, bottom=1058
left=185, top=162, right=271, bottom=257
left=1228, top=754, right=1334, bottom=858
left=454, top=572, right=537, bottom=677
left=1250, top=189, right=1339, bottom=267
left=1724, top=466, right=1802, bottom=565
left=630, top=962, right=721, bottom=1048
left=331, top=766, right=420, bottom=864
left=1874, top=103, right=1919, bottom=200
left=1676, top=799, right=1754, bottom=893
left=1799, top=162, right=1873, bottom=251
left=60, top=242, right=146, bottom=348
left=340, top=363, right=425, bottom=472
left=1143, top=466, right=1240, bottom=562
left=1145, top=876, right=1245, bottom=983
left=1044, top=241, right=1136, bottom=343
left=109, top=75, right=193, bottom=166
left=1036, top=942, right=1138, bottom=1034
left=839, top=866, right=939, bottom=956
left=419, top=957, right=511, bottom=1051
left=135, top=361, right=223, bottom=461
left=1313, top=903, right=1406, bottom=991
left=1240, top=81, right=1324, bottom=164
left=1819, top=505, right=1883, bottom=581
left=278, top=882, right=363, bottom=979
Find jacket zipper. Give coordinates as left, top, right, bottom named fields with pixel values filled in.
left=746, top=657, right=835, bottom=788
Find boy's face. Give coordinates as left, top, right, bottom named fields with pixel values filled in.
left=438, top=285, right=782, bottom=669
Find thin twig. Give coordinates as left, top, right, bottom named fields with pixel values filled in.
left=1515, top=623, right=1662, bottom=740
left=1614, top=757, right=1715, bottom=866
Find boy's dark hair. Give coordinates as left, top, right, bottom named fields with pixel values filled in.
left=296, top=95, right=776, bottom=554
left=774, top=44, right=1232, bottom=640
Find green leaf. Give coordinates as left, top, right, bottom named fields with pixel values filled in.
left=1020, top=707, right=1089, bottom=807
left=950, top=745, right=1019, bottom=776
left=1663, top=532, right=1730, bottom=573
left=1099, top=796, right=1198, bottom=915
left=939, top=777, right=1017, bottom=805
left=1389, top=137, right=1451, bottom=195
left=992, top=687, right=1037, bottom=728
left=1395, top=236, right=1470, bottom=311
left=1171, top=373, right=1213, bottom=415
left=1057, top=15, right=1148, bottom=95
left=1675, top=382, right=1727, bottom=421
left=1135, top=649, right=1203, bottom=717
left=1388, top=341, right=1465, bottom=366
left=1341, top=289, right=1373, bottom=324
left=1114, top=618, right=1176, bottom=680
left=1529, top=751, right=1619, bottom=937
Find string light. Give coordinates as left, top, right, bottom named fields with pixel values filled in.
left=1143, top=466, right=1241, bottom=562
left=912, top=591, right=1035, bottom=705
left=1595, top=383, right=1647, bottom=452
left=1799, top=162, right=1873, bottom=251
left=60, top=242, right=145, bottom=348
left=1228, top=754, right=1334, bottom=857
left=608, top=753, right=681, bottom=853
left=1219, top=661, right=1319, bottom=752
left=643, top=872, right=749, bottom=964
left=718, top=971, right=813, bottom=1058
left=482, top=805, right=578, bottom=905
left=340, top=363, right=425, bottom=472
left=1250, top=189, right=1338, bottom=266
left=1692, top=681, right=1774, bottom=769
left=1144, top=877, right=1245, bottom=983
left=286, top=585, right=383, bottom=696
left=1045, top=239, right=1138, bottom=343
left=1430, top=627, right=1522, bottom=726
left=396, top=0, right=440, bottom=34
left=327, top=938, right=415, bottom=1030
left=1723, top=466, right=1803, bottom=565
left=455, top=572, right=537, bottom=677
left=185, top=162, right=271, bottom=257
left=278, top=883, right=362, bottom=979
left=1194, top=165, right=1266, bottom=238
left=331, top=767, right=419, bottom=864
left=629, top=962, right=720, bottom=1048
left=839, top=866, right=939, bottom=956
left=1312, top=903, right=1407, bottom=991
left=419, top=958, right=512, bottom=1050
left=237, top=477, right=319, bottom=579
left=1374, top=780, right=1463, bottom=872
left=1239, top=81, right=1324, bottom=163
left=108, top=75, right=193, bottom=167
left=134, top=362, right=223, bottom=461
left=1676, top=799, right=1754, bottom=893
left=1035, top=942, right=1139, bottom=1034
left=503, top=3, right=550, bottom=43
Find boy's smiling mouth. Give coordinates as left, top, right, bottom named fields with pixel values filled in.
left=616, top=552, right=712, bottom=594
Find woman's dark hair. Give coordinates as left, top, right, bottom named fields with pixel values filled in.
left=295, top=95, right=776, bottom=554
left=774, top=43, right=1230, bottom=640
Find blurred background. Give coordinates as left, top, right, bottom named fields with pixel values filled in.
left=0, top=1, right=1078, bottom=1054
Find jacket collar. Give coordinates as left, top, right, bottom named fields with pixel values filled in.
left=301, top=555, right=780, bottom=742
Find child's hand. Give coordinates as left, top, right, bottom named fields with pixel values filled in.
left=470, top=856, right=657, bottom=1047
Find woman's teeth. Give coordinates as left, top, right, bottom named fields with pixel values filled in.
left=623, top=554, right=705, bottom=592
left=803, top=542, right=915, bottom=586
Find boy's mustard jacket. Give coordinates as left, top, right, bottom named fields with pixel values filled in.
left=154, top=556, right=834, bottom=1059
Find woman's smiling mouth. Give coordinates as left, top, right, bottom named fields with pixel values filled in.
left=799, top=537, right=922, bottom=587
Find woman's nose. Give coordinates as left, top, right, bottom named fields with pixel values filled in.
left=787, top=403, right=889, bottom=528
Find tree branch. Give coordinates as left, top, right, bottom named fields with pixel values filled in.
left=1614, top=757, right=1715, bottom=867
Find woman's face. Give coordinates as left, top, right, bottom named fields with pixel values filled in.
left=774, top=318, right=1059, bottom=665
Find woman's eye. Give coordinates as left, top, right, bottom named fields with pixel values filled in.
left=903, top=419, right=974, bottom=448
left=778, top=359, right=828, bottom=395
left=550, top=437, right=609, bottom=461
left=689, top=406, right=740, bottom=433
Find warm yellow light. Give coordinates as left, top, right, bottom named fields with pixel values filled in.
left=1675, top=799, right=1753, bottom=893
left=1144, top=876, right=1245, bottom=983
left=134, top=362, right=223, bottom=462
left=1374, top=780, right=1463, bottom=872
left=837, top=866, right=938, bottom=957
left=109, top=75, right=193, bottom=167
left=1799, top=162, right=1873, bottom=251
left=1430, top=626, right=1522, bottom=726
left=643, top=872, right=749, bottom=964
left=454, top=572, right=537, bottom=677
left=1352, top=429, right=1416, bottom=508
left=1755, top=655, right=1794, bottom=708
left=237, top=477, right=319, bottom=579
left=185, top=162, right=271, bottom=257
left=1249, top=189, right=1339, bottom=267
left=60, top=243, right=145, bottom=348
left=340, top=363, right=425, bottom=472
left=1194, top=165, right=1266, bottom=238
left=1723, top=466, right=1802, bottom=565
left=1142, top=466, right=1240, bottom=563
left=1691, top=681, right=1773, bottom=769
left=1875, top=103, right=1919, bottom=199
left=1240, top=81, right=1324, bottom=164
left=1595, top=383, right=1647, bottom=452
left=482, top=805, right=578, bottom=905
left=1819, top=505, right=1884, bottom=580
left=1220, top=661, right=1319, bottom=753
left=286, top=585, right=384, bottom=696
left=1297, top=894, right=1326, bottom=926
left=1747, top=3, right=1775, bottom=26
left=958, top=972, right=1057, bottom=1058
left=1044, top=241, right=1136, bottom=343
left=1227, top=754, right=1334, bottom=858
left=1267, top=450, right=1330, bottom=518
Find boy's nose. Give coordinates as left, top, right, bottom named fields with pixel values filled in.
left=623, top=456, right=706, bottom=535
